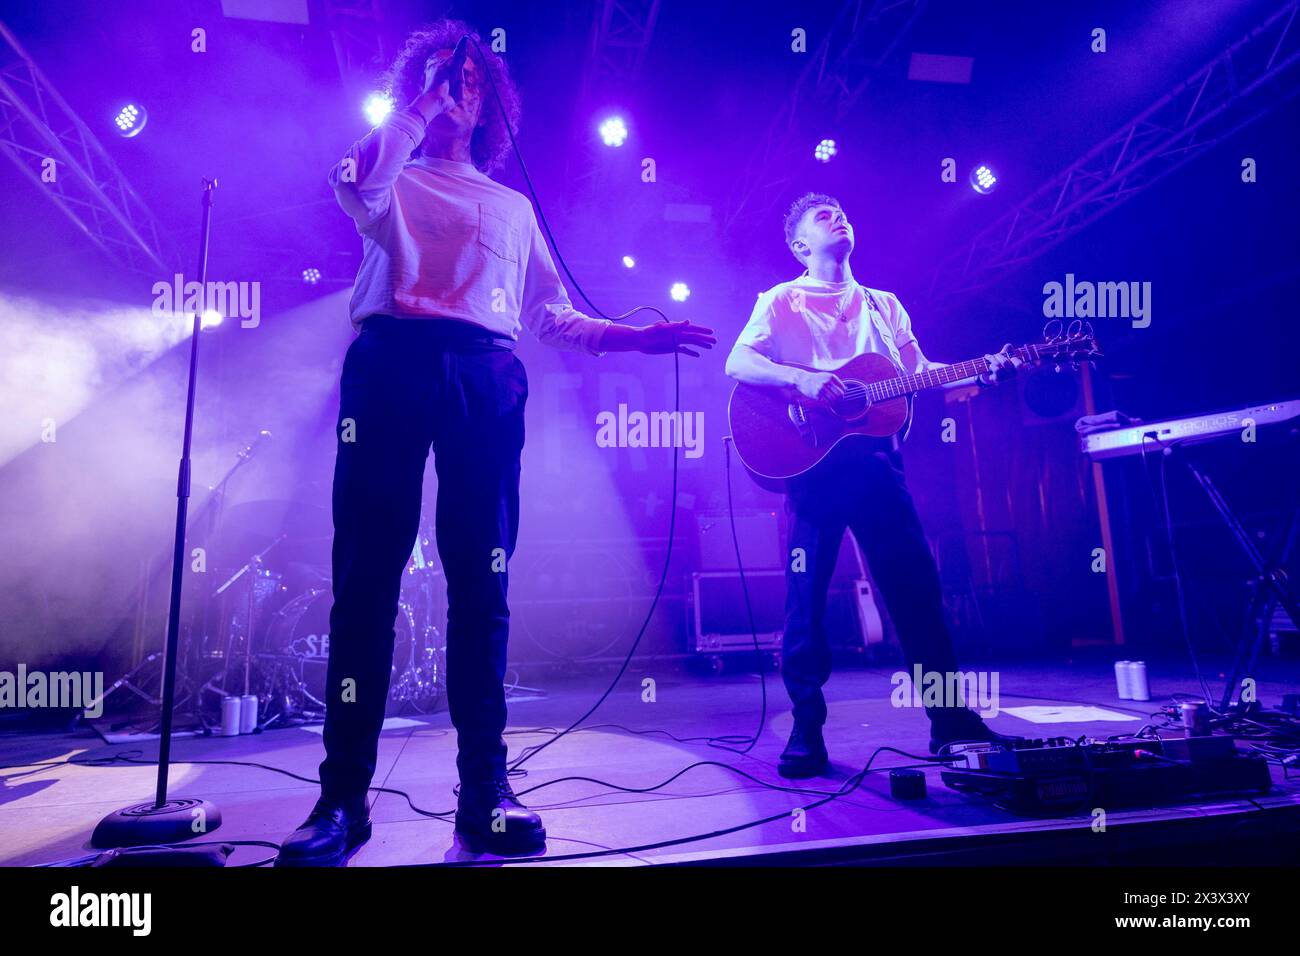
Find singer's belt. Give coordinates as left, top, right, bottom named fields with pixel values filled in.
left=361, top=314, right=516, bottom=351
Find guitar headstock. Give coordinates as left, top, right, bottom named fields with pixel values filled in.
left=1033, top=320, right=1103, bottom=371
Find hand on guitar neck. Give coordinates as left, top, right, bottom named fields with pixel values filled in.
left=975, top=343, right=1023, bottom=388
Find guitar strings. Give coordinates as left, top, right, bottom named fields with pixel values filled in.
left=814, top=338, right=1089, bottom=411
left=828, top=345, right=1044, bottom=407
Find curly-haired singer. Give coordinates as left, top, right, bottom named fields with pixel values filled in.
left=276, top=20, right=715, bottom=865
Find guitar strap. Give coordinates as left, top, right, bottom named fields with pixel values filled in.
left=858, top=284, right=909, bottom=451
left=791, top=274, right=910, bottom=452
left=858, top=286, right=901, bottom=370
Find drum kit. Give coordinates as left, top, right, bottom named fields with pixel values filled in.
left=183, top=498, right=446, bottom=731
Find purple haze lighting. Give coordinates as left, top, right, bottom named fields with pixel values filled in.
left=599, top=115, right=628, bottom=147
left=970, top=164, right=998, bottom=194
left=364, top=92, right=394, bottom=127
left=200, top=309, right=223, bottom=329
left=814, top=138, right=837, bottom=162
left=113, top=103, right=146, bottom=138
left=907, top=52, right=974, bottom=84
left=669, top=282, right=690, bottom=302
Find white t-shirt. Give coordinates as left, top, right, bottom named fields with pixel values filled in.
left=732, top=273, right=930, bottom=372
left=329, top=107, right=611, bottom=354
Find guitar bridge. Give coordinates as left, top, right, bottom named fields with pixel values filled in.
left=787, top=403, right=820, bottom=447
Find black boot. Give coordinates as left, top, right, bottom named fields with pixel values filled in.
left=929, top=709, right=1024, bottom=755
left=275, top=795, right=372, bottom=867
left=778, top=722, right=829, bottom=778
left=454, top=777, right=546, bottom=856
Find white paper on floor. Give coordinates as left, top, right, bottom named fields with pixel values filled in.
left=1000, top=705, right=1138, bottom=723
left=301, top=716, right=425, bottom=735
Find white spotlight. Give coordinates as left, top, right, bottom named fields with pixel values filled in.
left=114, top=103, right=147, bottom=138
left=364, top=92, right=394, bottom=127
left=599, top=116, right=629, bottom=147
left=970, top=164, right=999, bottom=194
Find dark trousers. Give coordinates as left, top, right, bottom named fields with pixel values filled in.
left=782, top=438, right=962, bottom=729
left=319, top=317, right=527, bottom=804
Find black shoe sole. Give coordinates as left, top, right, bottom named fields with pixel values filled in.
left=274, top=820, right=373, bottom=868
left=777, top=757, right=829, bottom=779
left=454, top=824, right=548, bottom=857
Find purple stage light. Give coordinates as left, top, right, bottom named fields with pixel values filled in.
left=814, top=138, right=837, bottom=162
left=113, top=103, right=146, bottom=138
left=669, top=281, right=690, bottom=302
left=599, top=116, right=628, bottom=147
left=364, top=92, right=394, bottom=127
left=971, top=164, right=998, bottom=194
left=200, top=309, right=223, bottom=329
left=302, top=267, right=322, bottom=285
left=622, top=255, right=636, bottom=269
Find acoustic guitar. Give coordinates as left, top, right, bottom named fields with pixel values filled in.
left=727, top=325, right=1100, bottom=488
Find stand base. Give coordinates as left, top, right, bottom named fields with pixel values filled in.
left=91, top=798, right=222, bottom=848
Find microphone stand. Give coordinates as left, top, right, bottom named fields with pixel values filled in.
left=93, top=177, right=224, bottom=847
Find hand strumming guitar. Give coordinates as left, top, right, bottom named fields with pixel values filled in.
left=794, top=369, right=847, bottom=403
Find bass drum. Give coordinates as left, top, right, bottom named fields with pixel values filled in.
left=265, top=587, right=444, bottom=718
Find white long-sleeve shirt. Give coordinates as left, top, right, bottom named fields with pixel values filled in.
left=328, top=108, right=611, bottom=354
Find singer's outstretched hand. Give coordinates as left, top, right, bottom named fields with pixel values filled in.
left=599, top=320, right=717, bottom=357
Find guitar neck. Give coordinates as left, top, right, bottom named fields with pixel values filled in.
left=870, top=344, right=1039, bottom=401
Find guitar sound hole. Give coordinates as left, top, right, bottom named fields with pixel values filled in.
left=831, top=380, right=871, bottom=420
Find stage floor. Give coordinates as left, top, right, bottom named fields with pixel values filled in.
left=3, top=660, right=1299, bottom=867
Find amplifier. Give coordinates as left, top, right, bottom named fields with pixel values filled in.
left=695, top=511, right=782, bottom=570
left=689, top=570, right=784, bottom=655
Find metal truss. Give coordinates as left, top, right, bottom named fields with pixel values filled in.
left=322, top=0, right=389, bottom=90
left=0, top=19, right=172, bottom=274
left=722, top=0, right=927, bottom=235
left=930, top=0, right=1300, bottom=302
left=581, top=0, right=663, bottom=100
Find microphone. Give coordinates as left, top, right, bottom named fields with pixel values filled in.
left=235, top=429, right=273, bottom=461
left=447, top=35, right=469, bottom=104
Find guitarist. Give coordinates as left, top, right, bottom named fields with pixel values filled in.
left=725, top=192, right=1021, bottom=777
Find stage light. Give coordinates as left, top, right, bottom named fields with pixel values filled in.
left=669, top=282, right=690, bottom=302
left=113, top=103, right=147, bottom=138
left=200, top=309, right=223, bottom=329
left=814, top=138, right=837, bottom=162
left=599, top=116, right=628, bottom=147
left=970, top=164, right=998, bottom=194
left=364, top=92, right=394, bottom=126
left=302, top=267, right=322, bottom=285
left=622, top=255, right=636, bottom=269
